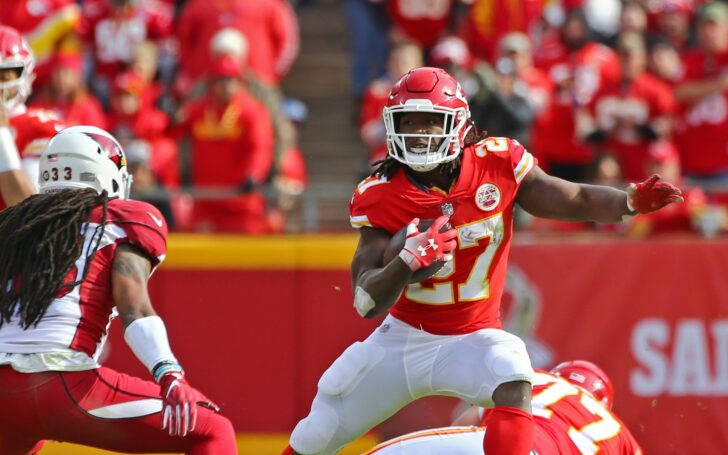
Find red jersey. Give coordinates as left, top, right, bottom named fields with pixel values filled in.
left=0, top=106, right=65, bottom=210
left=674, top=50, right=728, bottom=175
left=590, top=73, right=676, bottom=181
left=0, top=198, right=167, bottom=365
left=80, top=0, right=173, bottom=81
left=529, top=370, right=643, bottom=455
left=388, top=0, right=459, bottom=49
left=349, top=137, right=536, bottom=335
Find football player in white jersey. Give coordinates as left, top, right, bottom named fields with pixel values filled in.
left=0, top=126, right=237, bottom=454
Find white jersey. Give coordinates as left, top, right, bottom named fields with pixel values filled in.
left=0, top=198, right=167, bottom=372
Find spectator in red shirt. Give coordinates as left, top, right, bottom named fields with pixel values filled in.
left=30, top=51, right=107, bottom=129
left=176, top=0, right=299, bottom=88
left=586, top=32, right=677, bottom=183
left=177, top=56, right=274, bottom=233
left=108, top=71, right=179, bottom=189
left=79, top=0, right=173, bottom=104
left=531, top=8, right=620, bottom=181
left=674, top=2, right=728, bottom=187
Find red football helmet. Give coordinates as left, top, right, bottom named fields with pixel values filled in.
left=551, top=360, right=615, bottom=410
left=383, top=66, right=471, bottom=172
left=0, top=25, right=34, bottom=110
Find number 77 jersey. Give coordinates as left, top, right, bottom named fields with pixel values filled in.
left=527, top=371, right=643, bottom=455
left=349, top=137, right=536, bottom=335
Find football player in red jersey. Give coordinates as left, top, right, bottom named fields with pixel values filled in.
left=0, top=25, right=65, bottom=209
left=0, top=126, right=237, bottom=454
left=364, top=360, right=643, bottom=455
left=283, top=67, right=680, bottom=455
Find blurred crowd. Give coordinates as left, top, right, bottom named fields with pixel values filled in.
left=1, top=0, right=307, bottom=233
left=351, top=0, right=728, bottom=237
left=3, top=0, right=728, bottom=236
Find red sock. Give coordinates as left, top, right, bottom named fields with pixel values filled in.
left=281, top=445, right=296, bottom=455
left=483, top=406, right=534, bottom=455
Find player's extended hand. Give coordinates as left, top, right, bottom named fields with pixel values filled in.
left=627, top=174, right=684, bottom=214
left=158, top=371, right=220, bottom=437
left=398, top=216, right=457, bottom=271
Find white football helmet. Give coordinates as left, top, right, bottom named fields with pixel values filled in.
left=0, top=25, right=35, bottom=110
left=39, top=126, right=133, bottom=199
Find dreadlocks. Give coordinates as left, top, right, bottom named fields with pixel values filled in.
left=0, top=188, right=109, bottom=329
left=371, top=119, right=488, bottom=179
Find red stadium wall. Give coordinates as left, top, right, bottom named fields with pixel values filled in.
left=101, top=234, right=728, bottom=454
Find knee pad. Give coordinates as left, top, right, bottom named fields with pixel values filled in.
left=290, top=401, right=339, bottom=454
left=318, top=341, right=384, bottom=397
left=485, top=337, right=533, bottom=385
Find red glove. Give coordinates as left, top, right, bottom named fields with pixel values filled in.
left=158, top=371, right=220, bottom=436
left=627, top=174, right=684, bottom=214
left=398, top=216, right=457, bottom=271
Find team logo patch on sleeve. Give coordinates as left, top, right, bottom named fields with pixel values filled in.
left=475, top=183, right=501, bottom=211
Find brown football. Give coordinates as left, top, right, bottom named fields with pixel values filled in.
left=382, top=219, right=448, bottom=283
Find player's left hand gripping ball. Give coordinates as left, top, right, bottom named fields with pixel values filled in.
left=627, top=174, right=684, bottom=214
left=158, top=370, right=220, bottom=436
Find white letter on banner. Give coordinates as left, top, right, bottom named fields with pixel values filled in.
left=630, top=318, right=669, bottom=396
left=712, top=320, right=728, bottom=394
left=669, top=319, right=711, bottom=395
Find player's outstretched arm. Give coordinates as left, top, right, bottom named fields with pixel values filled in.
left=351, top=226, right=414, bottom=318
left=516, top=166, right=683, bottom=224
left=112, top=244, right=220, bottom=437
left=0, top=109, right=36, bottom=206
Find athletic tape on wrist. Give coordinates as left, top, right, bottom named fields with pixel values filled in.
left=124, top=316, right=178, bottom=376
left=0, top=127, right=21, bottom=173
left=626, top=194, right=636, bottom=214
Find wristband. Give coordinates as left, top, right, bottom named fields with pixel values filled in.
left=152, top=360, right=184, bottom=383
left=398, top=248, right=421, bottom=271
left=124, top=316, right=178, bottom=375
left=0, top=127, right=21, bottom=173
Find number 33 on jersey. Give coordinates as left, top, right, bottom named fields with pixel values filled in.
left=349, top=137, right=536, bottom=335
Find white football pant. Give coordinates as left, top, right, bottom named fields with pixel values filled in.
left=289, top=315, right=533, bottom=454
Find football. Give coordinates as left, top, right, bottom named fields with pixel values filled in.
left=382, top=219, right=449, bottom=283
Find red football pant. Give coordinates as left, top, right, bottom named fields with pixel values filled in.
left=0, top=366, right=237, bottom=455
left=483, top=406, right=534, bottom=455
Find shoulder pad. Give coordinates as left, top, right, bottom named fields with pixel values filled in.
left=107, top=199, right=168, bottom=266
left=350, top=174, right=390, bottom=228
